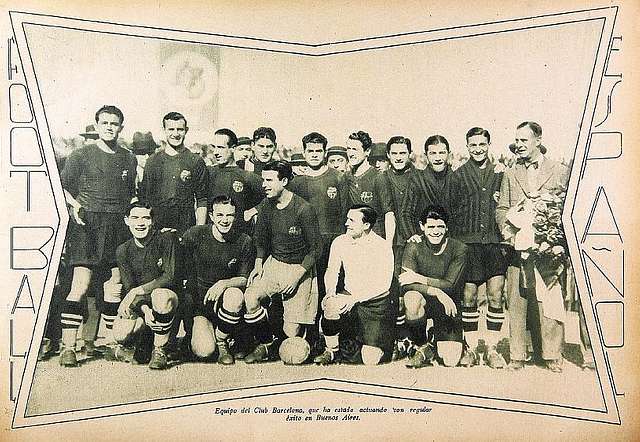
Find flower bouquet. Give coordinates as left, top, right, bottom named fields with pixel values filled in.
left=505, top=187, right=568, bottom=322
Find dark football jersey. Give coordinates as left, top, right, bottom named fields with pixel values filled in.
left=116, top=230, right=178, bottom=292
left=288, top=168, right=345, bottom=237
left=254, top=193, right=320, bottom=270
left=181, top=225, right=254, bottom=291
left=141, top=148, right=208, bottom=209
left=343, top=167, right=393, bottom=237
left=382, top=165, right=416, bottom=244
left=61, top=143, right=137, bottom=213
left=207, top=165, right=264, bottom=234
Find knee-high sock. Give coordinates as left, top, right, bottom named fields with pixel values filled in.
left=485, top=306, right=505, bottom=347
left=244, top=307, right=273, bottom=345
left=406, top=315, right=427, bottom=346
left=216, top=307, right=241, bottom=341
left=462, top=306, right=479, bottom=349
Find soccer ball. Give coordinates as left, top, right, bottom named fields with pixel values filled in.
left=279, top=337, right=310, bottom=365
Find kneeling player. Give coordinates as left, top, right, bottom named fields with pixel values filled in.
left=399, top=205, right=468, bottom=368
left=314, top=205, right=395, bottom=365
left=112, top=202, right=179, bottom=370
left=181, top=196, right=255, bottom=364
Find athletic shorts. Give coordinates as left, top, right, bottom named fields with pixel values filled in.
left=66, top=211, right=130, bottom=268
left=464, top=243, right=508, bottom=285
left=192, top=283, right=224, bottom=322
left=152, top=204, right=196, bottom=235
left=402, top=284, right=463, bottom=342
left=248, top=256, right=318, bottom=325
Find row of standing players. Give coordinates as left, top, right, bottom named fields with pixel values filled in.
left=44, top=105, right=569, bottom=372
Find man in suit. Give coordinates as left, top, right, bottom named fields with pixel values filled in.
left=496, top=121, right=569, bottom=372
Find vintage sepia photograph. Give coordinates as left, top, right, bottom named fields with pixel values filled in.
left=17, top=11, right=608, bottom=419
left=5, top=3, right=635, bottom=437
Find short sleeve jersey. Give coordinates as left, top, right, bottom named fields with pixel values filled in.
left=181, top=225, right=255, bottom=292
left=115, top=230, right=178, bottom=292
left=61, top=143, right=137, bottom=213
left=288, top=168, right=345, bottom=237
left=141, top=148, right=208, bottom=209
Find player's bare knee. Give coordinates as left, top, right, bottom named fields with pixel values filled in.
left=151, top=288, right=178, bottom=314
left=222, top=287, right=244, bottom=312
left=243, top=287, right=262, bottom=312
left=403, top=291, right=424, bottom=319
left=361, top=345, right=383, bottom=365
left=463, top=283, right=478, bottom=307
left=283, top=322, right=300, bottom=338
left=321, top=295, right=343, bottom=320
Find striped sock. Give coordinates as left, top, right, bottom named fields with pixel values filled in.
left=61, top=300, right=84, bottom=331
left=100, top=300, right=119, bottom=332
left=217, top=307, right=241, bottom=339
left=462, top=306, right=480, bottom=349
left=486, top=306, right=505, bottom=332
left=148, top=311, right=175, bottom=336
left=244, top=307, right=273, bottom=344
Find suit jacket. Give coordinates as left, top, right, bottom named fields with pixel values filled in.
left=495, top=156, right=569, bottom=237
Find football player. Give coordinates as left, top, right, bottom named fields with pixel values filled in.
left=400, top=205, right=468, bottom=369
left=314, top=205, right=395, bottom=365
left=58, top=105, right=136, bottom=367
left=451, top=127, right=507, bottom=368
left=206, top=128, right=264, bottom=235
left=182, top=196, right=255, bottom=364
left=112, top=202, right=179, bottom=370
left=243, top=160, right=321, bottom=363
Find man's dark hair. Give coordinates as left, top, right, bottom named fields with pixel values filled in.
left=348, top=131, right=372, bottom=151
left=424, top=135, right=450, bottom=153
left=208, top=194, right=236, bottom=212
left=214, top=128, right=238, bottom=148
left=95, top=105, right=124, bottom=125
left=263, top=160, right=293, bottom=182
left=349, top=204, right=377, bottom=229
left=419, top=204, right=449, bottom=225
left=126, top=200, right=153, bottom=218
left=517, top=121, right=543, bottom=138
left=386, top=136, right=412, bottom=154
left=302, top=132, right=328, bottom=150
left=465, top=127, right=491, bottom=144
left=253, top=127, right=277, bottom=144
left=162, top=112, right=188, bottom=128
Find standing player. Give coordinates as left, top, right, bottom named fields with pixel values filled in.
left=243, top=161, right=321, bottom=364
left=343, top=131, right=395, bottom=241
left=113, top=202, right=179, bottom=370
left=140, top=112, right=208, bottom=233
left=399, top=135, right=457, bottom=244
left=451, top=127, right=507, bottom=368
left=206, top=128, right=264, bottom=235
left=239, top=127, right=278, bottom=176
left=400, top=206, right=468, bottom=369
left=58, top=105, right=136, bottom=367
left=314, top=205, right=395, bottom=365
left=181, top=196, right=255, bottom=364
left=288, top=132, right=346, bottom=348
left=380, top=136, right=418, bottom=358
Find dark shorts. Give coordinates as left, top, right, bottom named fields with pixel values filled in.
left=330, top=294, right=394, bottom=351
left=153, top=205, right=196, bottom=235
left=402, top=284, right=463, bottom=342
left=66, top=211, right=129, bottom=268
left=465, top=243, right=508, bottom=285
left=191, top=284, right=222, bottom=323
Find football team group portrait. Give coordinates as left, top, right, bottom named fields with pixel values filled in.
left=35, top=103, right=595, bottom=378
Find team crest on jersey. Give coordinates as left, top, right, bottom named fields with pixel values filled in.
left=227, top=258, right=238, bottom=269
left=157, top=258, right=163, bottom=268
left=180, top=170, right=192, bottom=181
left=360, top=191, right=373, bottom=204
left=327, top=186, right=337, bottom=199
left=121, top=170, right=128, bottom=181
left=288, top=226, right=302, bottom=236
left=232, top=180, right=244, bottom=193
